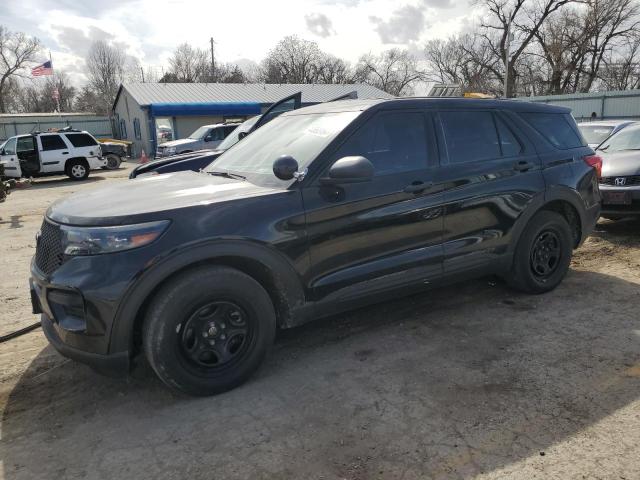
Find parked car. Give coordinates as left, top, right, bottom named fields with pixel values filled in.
left=155, top=123, right=239, bottom=158
left=0, top=129, right=106, bottom=180
left=130, top=92, right=303, bottom=178
left=596, top=123, right=640, bottom=218
left=577, top=120, right=636, bottom=148
left=30, top=98, right=600, bottom=396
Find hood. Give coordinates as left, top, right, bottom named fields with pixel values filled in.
left=600, top=150, right=640, bottom=177
left=159, top=138, right=199, bottom=149
left=48, top=171, right=284, bottom=226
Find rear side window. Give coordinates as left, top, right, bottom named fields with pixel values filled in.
left=495, top=117, right=523, bottom=157
left=439, top=111, right=500, bottom=163
left=64, top=133, right=98, bottom=147
left=520, top=112, right=584, bottom=149
left=40, top=135, right=67, bottom=151
left=333, top=111, right=429, bottom=175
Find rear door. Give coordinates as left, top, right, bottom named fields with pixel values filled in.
left=433, top=109, right=545, bottom=275
left=302, top=109, right=444, bottom=303
left=38, top=134, right=70, bottom=173
left=63, top=133, right=101, bottom=160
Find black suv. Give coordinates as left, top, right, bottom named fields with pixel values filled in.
left=30, top=98, right=601, bottom=396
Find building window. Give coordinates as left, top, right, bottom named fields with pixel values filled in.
left=120, top=119, right=127, bottom=139
left=133, top=118, right=141, bottom=140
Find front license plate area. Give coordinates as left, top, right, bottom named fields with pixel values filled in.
left=602, top=191, right=632, bottom=205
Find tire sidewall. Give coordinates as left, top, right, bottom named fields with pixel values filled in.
left=512, top=211, right=573, bottom=293
left=105, top=154, right=121, bottom=170
left=144, top=267, right=276, bottom=395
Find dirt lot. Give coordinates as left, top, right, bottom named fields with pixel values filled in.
left=0, top=164, right=639, bottom=480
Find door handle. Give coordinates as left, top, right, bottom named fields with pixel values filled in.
left=513, top=160, right=533, bottom=172
left=404, top=181, right=433, bottom=194
left=62, top=151, right=69, bottom=155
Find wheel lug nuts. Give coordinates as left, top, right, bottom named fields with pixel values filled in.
left=202, top=332, right=208, bottom=338
left=221, top=323, right=226, bottom=329
left=209, top=339, right=215, bottom=345
left=220, top=334, right=226, bottom=340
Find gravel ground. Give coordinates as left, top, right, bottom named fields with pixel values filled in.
left=0, top=164, right=639, bottom=480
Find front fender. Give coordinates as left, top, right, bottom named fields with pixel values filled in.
left=108, top=238, right=306, bottom=354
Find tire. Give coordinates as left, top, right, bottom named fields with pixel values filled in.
left=66, top=159, right=90, bottom=181
left=505, top=210, right=573, bottom=294
left=143, top=266, right=276, bottom=396
left=104, top=153, right=122, bottom=170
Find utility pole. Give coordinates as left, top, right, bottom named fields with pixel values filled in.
left=503, top=16, right=513, bottom=98
left=210, top=37, right=216, bottom=82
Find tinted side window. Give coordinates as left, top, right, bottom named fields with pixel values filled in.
left=495, top=117, right=523, bottom=157
left=440, top=111, right=500, bottom=164
left=520, top=112, right=584, bottom=149
left=64, top=133, right=98, bottom=147
left=333, top=112, right=429, bottom=175
left=41, top=135, right=67, bottom=151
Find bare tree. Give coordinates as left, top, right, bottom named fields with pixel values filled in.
left=478, top=0, right=573, bottom=97
left=579, top=0, right=640, bottom=92
left=168, top=43, right=209, bottom=82
left=355, top=49, right=424, bottom=96
left=597, top=34, right=640, bottom=90
left=87, top=40, right=126, bottom=115
left=316, top=54, right=353, bottom=84
left=0, top=26, right=40, bottom=113
left=260, top=36, right=324, bottom=83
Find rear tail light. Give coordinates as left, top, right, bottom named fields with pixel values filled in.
left=583, top=154, right=602, bottom=179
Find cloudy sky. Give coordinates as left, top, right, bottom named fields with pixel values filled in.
left=1, top=0, right=479, bottom=86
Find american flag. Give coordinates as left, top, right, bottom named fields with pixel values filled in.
left=31, top=60, right=53, bottom=77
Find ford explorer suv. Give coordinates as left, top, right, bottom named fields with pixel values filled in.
left=155, top=123, right=239, bottom=158
left=30, top=98, right=601, bottom=396
left=1, top=130, right=105, bottom=180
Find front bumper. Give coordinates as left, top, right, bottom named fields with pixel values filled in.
left=41, top=313, right=129, bottom=375
left=599, top=184, right=640, bottom=215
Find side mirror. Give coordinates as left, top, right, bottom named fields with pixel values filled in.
left=321, top=156, right=374, bottom=185
left=204, top=135, right=213, bottom=142
left=273, top=155, right=299, bottom=180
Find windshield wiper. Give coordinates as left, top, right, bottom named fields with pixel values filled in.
left=208, top=170, right=246, bottom=180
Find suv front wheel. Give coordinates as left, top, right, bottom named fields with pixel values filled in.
left=506, top=210, right=573, bottom=294
left=143, top=266, right=276, bottom=396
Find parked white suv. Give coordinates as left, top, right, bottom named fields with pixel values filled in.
left=0, top=129, right=106, bottom=181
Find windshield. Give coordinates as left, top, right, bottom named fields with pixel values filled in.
left=216, top=116, right=260, bottom=151
left=188, top=126, right=211, bottom=139
left=579, top=125, right=614, bottom=145
left=599, top=125, right=640, bottom=152
left=206, top=111, right=360, bottom=180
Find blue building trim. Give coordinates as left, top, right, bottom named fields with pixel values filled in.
left=149, top=102, right=262, bottom=117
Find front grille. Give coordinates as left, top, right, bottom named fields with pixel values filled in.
left=35, top=219, right=65, bottom=276
left=600, top=175, right=640, bottom=186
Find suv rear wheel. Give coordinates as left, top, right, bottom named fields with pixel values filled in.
left=143, top=266, right=276, bottom=396
left=506, top=210, right=573, bottom=294
left=104, top=153, right=122, bottom=170
left=66, top=159, right=90, bottom=180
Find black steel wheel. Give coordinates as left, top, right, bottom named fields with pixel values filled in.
left=105, top=154, right=122, bottom=170
left=143, top=266, right=276, bottom=396
left=505, top=210, right=573, bottom=294
left=179, top=301, right=251, bottom=370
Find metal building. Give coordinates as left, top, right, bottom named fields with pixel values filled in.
left=112, top=82, right=392, bottom=158
left=0, top=112, right=111, bottom=142
left=521, top=89, right=640, bottom=122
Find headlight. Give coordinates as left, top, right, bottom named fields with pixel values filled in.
left=61, top=220, right=169, bottom=256
left=165, top=147, right=176, bottom=154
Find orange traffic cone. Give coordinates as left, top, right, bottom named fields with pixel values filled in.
left=140, top=149, right=149, bottom=164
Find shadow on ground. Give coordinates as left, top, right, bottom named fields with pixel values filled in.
left=26, top=175, right=107, bottom=190
left=2, top=265, right=639, bottom=479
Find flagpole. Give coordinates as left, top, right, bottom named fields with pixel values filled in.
left=50, top=50, right=61, bottom=113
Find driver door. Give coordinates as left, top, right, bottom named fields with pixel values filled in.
left=0, top=138, right=21, bottom=178
left=251, top=92, right=302, bottom=132
left=302, top=110, right=444, bottom=304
